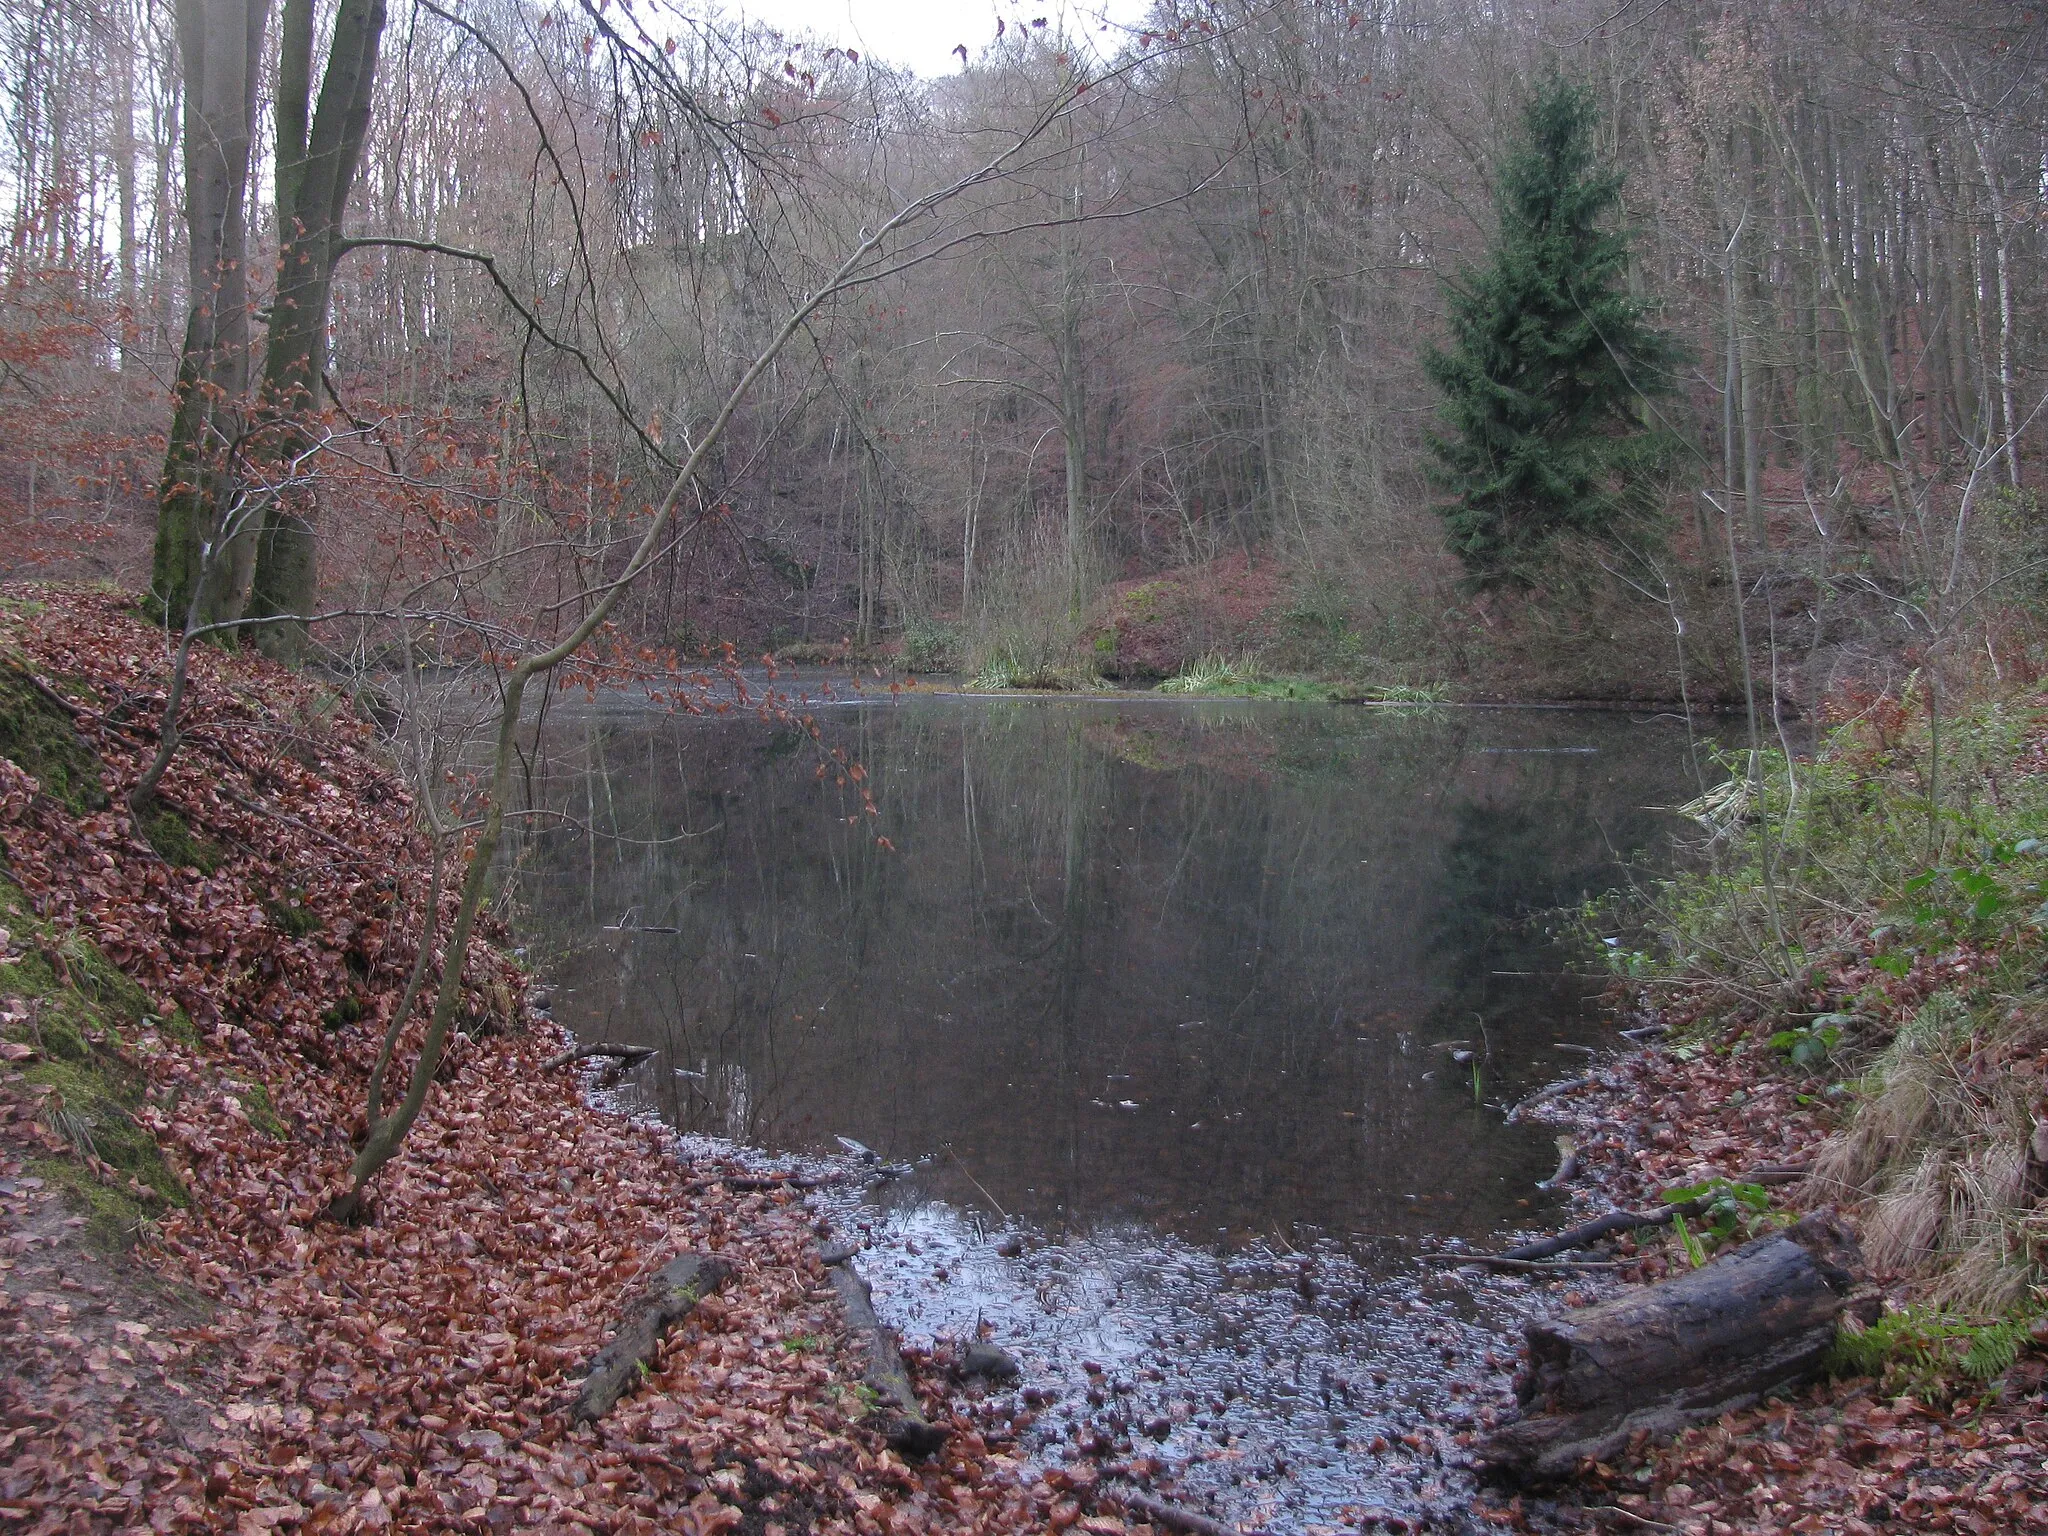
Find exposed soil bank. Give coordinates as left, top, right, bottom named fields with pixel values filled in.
left=0, top=588, right=1163, bottom=1534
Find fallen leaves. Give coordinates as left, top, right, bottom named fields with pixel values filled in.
left=0, top=587, right=1147, bottom=1535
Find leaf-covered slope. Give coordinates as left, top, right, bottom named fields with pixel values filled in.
left=0, top=586, right=1139, bottom=1535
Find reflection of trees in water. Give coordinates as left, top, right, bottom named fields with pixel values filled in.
left=505, top=702, right=1699, bottom=1249
left=1421, top=753, right=1697, bottom=1109
left=1434, top=799, right=1590, bottom=983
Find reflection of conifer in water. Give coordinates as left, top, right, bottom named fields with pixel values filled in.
left=1432, top=800, right=1573, bottom=988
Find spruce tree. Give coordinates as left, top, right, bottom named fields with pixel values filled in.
left=1423, top=75, right=1682, bottom=582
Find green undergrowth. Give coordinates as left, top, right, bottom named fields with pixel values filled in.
left=1159, top=657, right=1330, bottom=699
left=1334, top=680, right=1451, bottom=705
left=1827, top=1299, right=2048, bottom=1401
left=901, top=618, right=962, bottom=674
left=1605, top=679, right=2048, bottom=1308
left=968, top=651, right=1102, bottom=692
left=1, top=872, right=188, bottom=1248
left=1158, top=654, right=1448, bottom=703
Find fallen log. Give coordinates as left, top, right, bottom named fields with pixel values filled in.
left=1477, top=1212, right=1877, bottom=1487
left=826, top=1260, right=949, bottom=1456
left=570, top=1253, right=732, bottom=1424
left=545, top=1041, right=657, bottom=1071
left=1497, top=1202, right=1695, bottom=1263
left=1504, top=1075, right=1595, bottom=1124
left=1098, top=1483, right=1266, bottom=1536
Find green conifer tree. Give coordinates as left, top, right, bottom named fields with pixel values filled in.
left=1423, top=75, right=1683, bottom=582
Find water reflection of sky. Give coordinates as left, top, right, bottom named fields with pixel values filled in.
left=514, top=698, right=1708, bottom=1529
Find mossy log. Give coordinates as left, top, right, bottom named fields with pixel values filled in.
left=825, top=1258, right=949, bottom=1456
left=569, top=1253, right=731, bottom=1424
left=1478, top=1212, right=1878, bottom=1487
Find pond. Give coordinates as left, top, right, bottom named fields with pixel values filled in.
left=508, top=689, right=1712, bottom=1530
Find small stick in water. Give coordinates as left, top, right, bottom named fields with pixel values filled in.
left=1537, top=1134, right=1580, bottom=1190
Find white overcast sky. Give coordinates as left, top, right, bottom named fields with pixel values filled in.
left=728, top=1, right=1155, bottom=81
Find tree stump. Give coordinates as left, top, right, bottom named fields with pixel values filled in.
left=1478, top=1211, right=1878, bottom=1487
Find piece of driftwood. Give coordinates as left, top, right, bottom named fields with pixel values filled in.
left=1098, top=1483, right=1267, bottom=1536
left=1505, top=1075, right=1595, bottom=1124
left=1478, top=1212, right=1877, bottom=1487
left=1496, top=1202, right=1696, bottom=1262
left=545, top=1041, right=657, bottom=1071
left=570, top=1253, right=732, bottom=1424
left=827, top=1260, right=949, bottom=1456
left=681, top=1168, right=846, bottom=1196
left=1492, top=1165, right=1812, bottom=1262
left=1536, top=1135, right=1580, bottom=1191
left=1422, top=1253, right=1628, bottom=1272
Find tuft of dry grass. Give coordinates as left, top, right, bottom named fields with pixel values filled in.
left=1805, top=992, right=2045, bottom=1309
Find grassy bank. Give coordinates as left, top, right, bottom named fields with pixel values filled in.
left=1480, top=678, right=2048, bottom=1532
left=1624, top=681, right=2048, bottom=1311
left=922, top=545, right=1754, bottom=707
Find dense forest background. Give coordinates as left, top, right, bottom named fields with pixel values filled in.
left=2, top=0, right=2043, bottom=705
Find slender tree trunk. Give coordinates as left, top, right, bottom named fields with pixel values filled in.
left=1057, top=149, right=1089, bottom=618
left=1723, top=234, right=1741, bottom=528
left=1061, top=344, right=1088, bottom=617
left=112, top=5, right=139, bottom=359
left=962, top=419, right=985, bottom=614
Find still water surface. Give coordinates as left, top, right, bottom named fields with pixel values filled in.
left=511, top=692, right=1708, bottom=1529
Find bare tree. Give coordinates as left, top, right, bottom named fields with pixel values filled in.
left=151, top=0, right=268, bottom=625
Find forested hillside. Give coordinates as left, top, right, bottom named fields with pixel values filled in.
left=2, top=0, right=2042, bottom=702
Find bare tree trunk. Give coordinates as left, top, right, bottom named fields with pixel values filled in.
left=1057, top=139, right=1089, bottom=619
left=152, top=0, right=271, bottom=626
left=247, top=0, right=389, bottom=656
left=112, top=3, right=139, bottom=354
left=962, top=416, right=986, bottom=614
left=1738, top=130, right=1766, bottom=544
left=1956, top=97, right=2020, bottom=488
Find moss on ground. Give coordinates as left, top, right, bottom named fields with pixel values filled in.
left=1, top=872, right=187, bottom=1249
left=264, top=889, right=321, bottom=937
left=140, top=804, right=224, bottom=874
left=0, top=659, right=107, bottom=814
left=238, top=1080, right=287, bottom=1139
